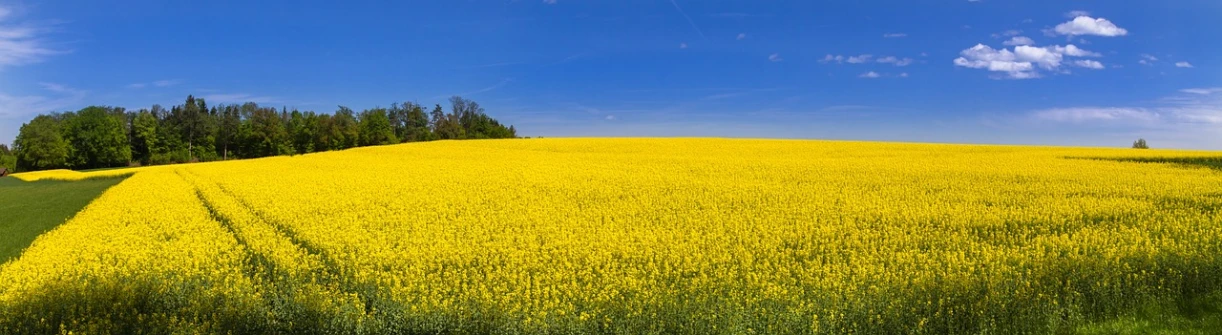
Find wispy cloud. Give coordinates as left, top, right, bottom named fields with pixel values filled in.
left=706, top=13, right=769, bottom=19
left=432, top=78, right=514, bottom=99
left=542, top=0, right=556, bottom=4
left=1175, top=61, right=1193, bottom=68
left=0, top=5, right=63, bottom=70
left=679, top=42, right=688, bottom=49
left=1025, top=88, right=1222, bottom=148
left=1138, top=54, right=1158, bottom=65
left=668, top=0, right=706, bottom=40
left=859, top=71, right=881, bottom=78
left=0, top=83, right=88, bottom=143
left=736, top=33, right=747, bottom=40
left=768, top=53, right=782, bottom=62
left=1181, top=88, right=1222, bottom=95
left=126, top=79, right=182, bottom=89
left=883, top=33, right=907, bottom=38
left=1065, top=10, right=1091, bottom=18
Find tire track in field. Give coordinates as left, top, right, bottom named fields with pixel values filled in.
left=175, top=169, right=386, bottom=333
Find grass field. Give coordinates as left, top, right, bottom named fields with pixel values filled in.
left=0, top=175, right=129, bottom=263
left=1, top=138, right=1221, bottom=334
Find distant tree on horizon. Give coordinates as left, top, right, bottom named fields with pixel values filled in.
left=1132, top=138, right=1149, bottom=149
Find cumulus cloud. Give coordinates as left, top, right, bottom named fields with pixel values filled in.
left=1073, top=60, right=1104, bottom=69
left=1002, top=36, right=1035, bottom=46
left=768, top=53, right=782, bottom=62
left=1052, top=45, right=1101, bottom=57
left=1175, top=61, right=1193, bottom=68
left=953, top=43, right=1101, bottom=79
left=858, top=71, right=881, bottom=78
left=1054, top=16, right=1128, bottom=37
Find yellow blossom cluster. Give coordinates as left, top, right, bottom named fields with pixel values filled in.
left=2, top=138, right=1220, bottom=333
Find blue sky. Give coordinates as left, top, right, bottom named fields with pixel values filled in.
left=1, top=0, right=1219, bottom=149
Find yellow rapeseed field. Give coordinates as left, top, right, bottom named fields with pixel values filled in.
left=3, top=138, right=1221, bottom=334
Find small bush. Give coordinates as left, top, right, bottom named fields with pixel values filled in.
left=1132, top=139, right=1149, bottom=149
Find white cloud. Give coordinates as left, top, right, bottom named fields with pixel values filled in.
left=605, top=115, right=615, bottom=120
left=1175, top=61, right=1193, bottom=68
left=1030, top=89, right=1222, bottom=130
left=1066, top=10, right=1091, bottom=18
left=954, top=43, right=1101, bottom=79
left=898, top=72, right=909, bottom=78
left=1181, top=88, right=1222, bottom=95
left=859, top=71, right=881, bottom=78
left=846, top=54, right=873, bottom=64
left=1138, top=54, right=1157, bottom=65
left=678, top=42, right=687, bottom=49
left=0, top=6, right=60, bottom=70
left=1002, top=36, right=1035, bottom=46
left=1032, top=107, right=1159, bottom=123
left=1054, top=16, right=1128, bottom=37
left=736, top=33, right=746, bottom=40
left=883, top=33, right=907, bottom=38
left=1051, top=44, right=1100, bottom=57
left=820, top=54, right=845, bottom=63
left=768, top=53, right=782, bottom=62
left=1073, top=59, right=1104, bottom=69
left=876, top=56, right=914, bottom=66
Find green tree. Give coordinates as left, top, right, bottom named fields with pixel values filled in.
left=332, top=106, right=360, bottom=149
left=1132, top=138, right=1149, bottom=149
left=358, top=107, right=397, bottom=146
left=171, top=95, right=213, bottom=161
left=217, top=104, right=242, bottom=160
left=402, top=102, right=433, bottom=142
left=0, top=144, right=17, bottom=171
left=62, top=106, right=132, bottom=169
left=13, top=115, right=70, bottom=171
left=131, top=110, right=159, bottom=164
left=246, top=106, right=289, bottom=157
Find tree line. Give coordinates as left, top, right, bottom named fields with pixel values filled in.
left=3, top=95, right=517, bottom=172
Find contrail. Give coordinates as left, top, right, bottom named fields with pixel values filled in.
left=669, top=0, right=707, bottom=40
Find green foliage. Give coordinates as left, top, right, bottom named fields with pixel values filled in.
left=0, top=144, right=16, bottom=172
left=357, top=108, right=397, bottom=146
left=1133, top=138, right=1149, bottom=149
left=13, top=115, right=70, bottom=171
left=11, top=95, right=519, bottom=172
left=61, top=106, right=132, bottom=169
